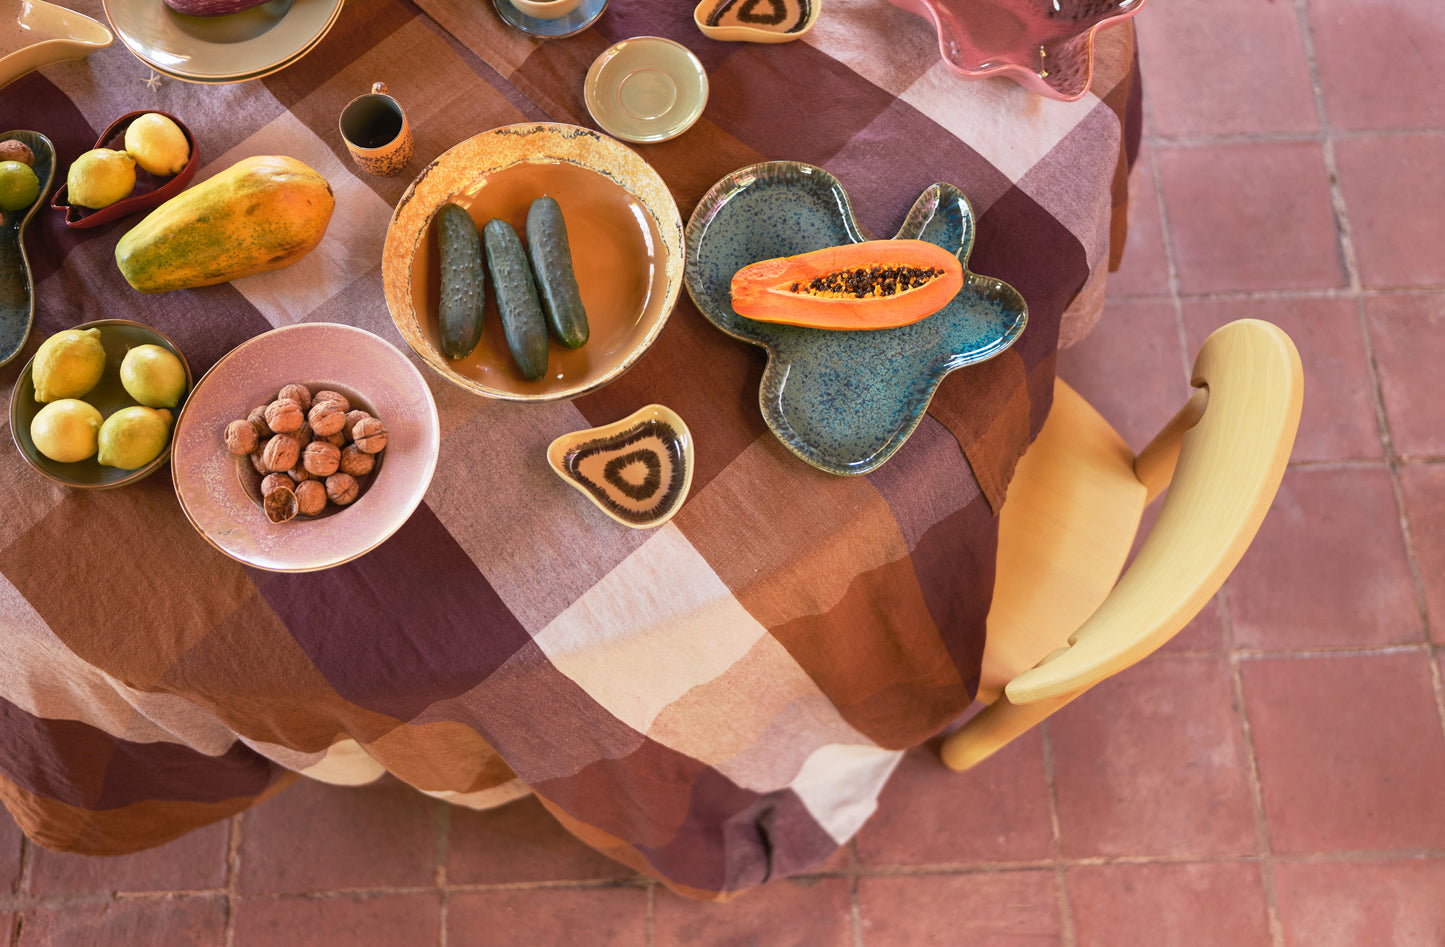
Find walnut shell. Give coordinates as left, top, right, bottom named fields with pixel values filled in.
left=260, top=472, right=295, bottom=497
left=338, top=444, right=375, bottom=477
left=343, top=410, right=371, bottom=441
left=264, top=398, right=305, bottom=434
left=312, top=390, right=351, bottom=414
left=263, top=483, right=298, bottom=524
left=352, top=417, right=388, bottom=453
left=295, top=478, right=328, bottom=516
left=261, top=433, right=301, bottom=472
left=277, top=383, right=312, bottom=411
left=325, top=472, right=359, bottom=505
left=308, top=401, right=346, bottom=437
left=224, top=419, right=259, bottom=455
left=302, top=440, right=341, bottom=477
left=246, top=405, right=273, bottom=438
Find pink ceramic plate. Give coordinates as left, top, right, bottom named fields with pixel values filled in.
left=887, top=0, right=1147, bottom=102
left=49, top=110, right=199, bottom=228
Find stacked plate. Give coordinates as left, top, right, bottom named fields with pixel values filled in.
left=102, top=0, right=342, bottom=83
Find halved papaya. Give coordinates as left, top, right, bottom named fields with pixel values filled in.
left=729, top=239, right=964, bottom=330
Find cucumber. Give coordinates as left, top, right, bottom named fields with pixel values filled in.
left=525, top=195, right=589, bottom=349
left=482, top=218, right=549, bottom=381
left=435, top=202, right=486, bottom=360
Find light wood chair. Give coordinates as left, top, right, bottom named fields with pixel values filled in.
left=941, top=318, right=1303, bottom=771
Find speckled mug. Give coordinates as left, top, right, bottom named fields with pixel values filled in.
left=339, top=82, right=413, bottom=176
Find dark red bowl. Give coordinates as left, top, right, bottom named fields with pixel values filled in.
left=49, top=110, right=199, bottom=229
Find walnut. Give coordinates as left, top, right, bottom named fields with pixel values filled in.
left=287, top=462, right=315, bottom=482
left=295, top=478, right=328, bottom=516
left=263, top=483, right=298, bottom=524
left=308, top=401, right=346, bottom=437
left=303, top=440, right=341, bottom=477
left=338, top=444, right=375, bottom=477
left=343, top=410, right=371, bottom=441
left=277, top=383, right=312, bottom=411
left=224, top=419, right=259, bottom=455
left=246, top=405, right=273, bottom=438
left=325, top=472, right=359, bottom=505
left=316, top=430, right=347, bottom=448
left=263, top=398, right=305, bottom=434
left=261, top=433, right=301, bottom=472
left=260, top=472, right=294, bottom=497
left=312, top=389, right=351, bottom=413
left=248, top=450, right=268, bottom=475
left=0, top=139, right=35, bottom=167
left=352, top=416, right=388, bottom=453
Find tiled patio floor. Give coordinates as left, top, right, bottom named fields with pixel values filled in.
left=5, top=0, right=1444, bottom=943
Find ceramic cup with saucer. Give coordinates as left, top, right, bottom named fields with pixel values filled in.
left=339, top=82, right=414, bottom=176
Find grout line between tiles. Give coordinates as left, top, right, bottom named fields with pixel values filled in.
left=1038, top=722, right=1075, bottom=947
left=223, top=813, right=242, bottom=947
left=436, top=801, right=449, bottom=947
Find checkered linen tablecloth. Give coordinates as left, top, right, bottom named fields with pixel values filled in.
left=0, top=0, right=1140, bottom=899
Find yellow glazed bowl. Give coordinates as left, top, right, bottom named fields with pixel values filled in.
left=382, top=122, right=685, bottom=403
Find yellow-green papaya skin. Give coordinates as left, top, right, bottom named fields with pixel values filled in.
left=115, top=155, right=335, bottom=293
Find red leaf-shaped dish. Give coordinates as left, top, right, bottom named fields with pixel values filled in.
left=49, top=110, right=199, bottom=229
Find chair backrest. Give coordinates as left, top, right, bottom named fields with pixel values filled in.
left=941, top=318, right=1303, bottom=770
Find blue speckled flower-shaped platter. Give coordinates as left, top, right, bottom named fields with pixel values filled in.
left=684, top=161, right=1027, bottom=476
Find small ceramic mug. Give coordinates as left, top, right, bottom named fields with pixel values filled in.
left=339, top=82, right=414, bottom=176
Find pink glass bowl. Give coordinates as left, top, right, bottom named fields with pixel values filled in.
left=887, top=0, right=1147, bottom=102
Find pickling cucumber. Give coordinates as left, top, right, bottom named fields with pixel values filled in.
left=435, top=202, right=486, bottom=359
left=525, top=195, right=589, bottom=349
left=482, top=218, right=549, bottom=381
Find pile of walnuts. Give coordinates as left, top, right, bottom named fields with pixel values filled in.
left=223, top=383, right=388, bottom=524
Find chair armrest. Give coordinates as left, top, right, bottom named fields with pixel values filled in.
left=1005, top=319, right=1303, bottom=705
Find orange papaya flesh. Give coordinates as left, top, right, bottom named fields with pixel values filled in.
left=729, top=239, right=964, bottom=330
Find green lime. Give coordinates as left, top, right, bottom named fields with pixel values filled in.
left=0, top=160, right=40, bottom=212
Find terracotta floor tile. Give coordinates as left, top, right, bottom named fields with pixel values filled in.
left=1, top=811, right=20, bottom=895
left=27, top=819, right=229, bottom=896
left=1309, top=0, right=1445, bottom=130
left=1136, top=0, right=1317, bottom=138
left=231, top=893, right=440, bottom=947
left=1050, top=656, right=1257, bottom=858
left=1155, top=142, right=1345, bottom=295
left=1241, top=652, right=1445, bottom=854
left=655, top=876, right=852, bottom=947
left=1107, top=146, right=1171, bottom=298
left=1067, top=861, right=1272, bottom=947
left=855, top=737, right=1053, bottom=867
left=1274, top=856, right=1445, bottom=947
left=1399, top=463, right=1445, bottom=644
left=1226, top=467, right=1421, bottom=651
left=237, top=777, right=439, bottom=896
left=17, top=897, right=226, bottom=947
left=446, top=794, right=636, bottom=885
left=445, top=887, right=648, bottom=947
left=1057, top=296, right=1189, bottom=451
left=856, top=871, right=1060, bottom=946
left=1182, top=296, right=1382, bottom=463
left=1335, top=136, right=1445, bottom=289
left=1366, top=292, right=1445, bottom=458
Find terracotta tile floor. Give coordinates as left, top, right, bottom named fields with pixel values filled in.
left=5, top=0, right=1445, bottom=943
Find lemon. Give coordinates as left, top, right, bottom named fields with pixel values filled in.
left=97, top=406, right=173, bottom=470
left=124, top=113, right=190, bottom=177
left=32, top=328, right=108, bottom=402
left=0, top=159, right=40, bottom=212
left=31, top=399, right=104, bottom=463
left=67, top=148, right=137, bottom=209
left=120, top=344, right=187, bottom=408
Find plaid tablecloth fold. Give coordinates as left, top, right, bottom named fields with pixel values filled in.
left=0, top=0, right=1139, bottom=899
